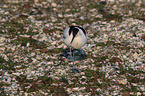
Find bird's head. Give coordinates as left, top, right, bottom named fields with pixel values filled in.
left=70, top=27, right=79, bottom=43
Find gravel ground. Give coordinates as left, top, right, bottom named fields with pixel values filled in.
left=0, top=0, right=145, bottom=95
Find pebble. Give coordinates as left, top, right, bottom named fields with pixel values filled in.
left=31, top=53, right=35, bottom=56
left=1, top=18, right=7, bottom=22
left=72, top=87, right=79, bottom=91
left=3, top=4, right=8, bottom=8
left=58, top=14, right=63, bottom=18
left=118, top=79, right=127, bottom=84
left=22, top=4, right=31, bottom=9
left=51, top=3, right=57, bottom=7
left=137, top=92, right=141, bottom=95
left=26, top=43, right=30, bottom=47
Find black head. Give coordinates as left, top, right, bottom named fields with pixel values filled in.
left=70, top=26, right=79, bottom=43
left=69, top=26, right=86, bottom=35
left=69, top=26, right=86, bottom=44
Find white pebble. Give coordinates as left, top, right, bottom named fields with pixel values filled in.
left=26, top=43, right=30, bottom=47
left=72, top=87, right=79, bottom=91
left=51, top=3, right=57, bottom=7
left=137, top=92, right=141, bottom=95
left=118, top=79, right=127, bottom=84
left=3, top=4, right=8, bottom=8
left=58, top=14, right=63, bottom=18
left=31, top=53, right=35, bottom=56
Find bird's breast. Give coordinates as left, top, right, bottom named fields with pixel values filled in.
left=71, top=35, right=87, bottom=49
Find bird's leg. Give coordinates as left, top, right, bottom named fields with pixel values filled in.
left=72, top=49, right=75, bottom=68
left=69, top=48, right=80, bottom=72
left=70, top=47, right=73, bottom=60
left=70, top=47, right=75, bottom=67
left=71, top=50, right=80, bottom=73
left=70, top=47, right=71, bottom=56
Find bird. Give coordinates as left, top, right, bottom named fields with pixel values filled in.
left=63, top=26, right=87, bottom=69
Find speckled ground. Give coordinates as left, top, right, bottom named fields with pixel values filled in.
left=0, top=0, right=145, bottom=95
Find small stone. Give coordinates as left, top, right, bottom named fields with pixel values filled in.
left=5, top=11, right=9, bottom=15
left=141, top=36, right=145, bottom=41
left=34, top=0, right=39, bottom=3
left=1, top=18, right=7, bottom=22
left=123, top=92, right=130, bottom=96
left=0, top=37, right=5, bottom=43
left=19, top=15, right=29, bottom=19
left=58, top=14, right=63, bottom=18
left=3, top=4, right=8, bottom=8
left=66, top=9, right=70, bottom=12
left=113, top=5, right=118, bottom=10
left=137, top=92, right=141, bottom=95
left=42, top=2, right=47, bottom=5
left=22, top=4, right=31, bottom=8
left=109, top=57, right=122, bottom=62
left=51, top=3, right=57, bottom=7
left=140, top=8, right=145, bottom=12
left=118, top=79, right=127, bottom=84
left=72, top=87, right=79, bottom=91
left=100, top=1, right=107, bottom=5
left=43, top=28, right=51, bottom=33
left=81, top=76, right=86, bottom=79
left=0, top=47, right=5, bottom=52
left=31, top=53, right=35, bottom=56
left=26, top=43, right=30, bottom=47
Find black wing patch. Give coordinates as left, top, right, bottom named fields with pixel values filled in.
left=69, top=26, right=75, bottom=35
left=69, top=26, right=86, bottom=35
left=76, top=26, right=86, bottom=35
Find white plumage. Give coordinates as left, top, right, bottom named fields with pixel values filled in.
left=63, top=26, right=87, bottom=49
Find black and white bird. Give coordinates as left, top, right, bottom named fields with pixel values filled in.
left=63, top=26, right=87, bottom=68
